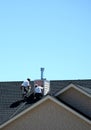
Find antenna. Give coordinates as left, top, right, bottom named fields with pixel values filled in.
left=40, top=67, right=44, bottom=80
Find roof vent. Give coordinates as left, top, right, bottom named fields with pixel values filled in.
left=40, top=67, right=45, bottom=80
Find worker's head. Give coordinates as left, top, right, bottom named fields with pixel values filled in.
left=27, top=78, right=31, bottom=82
left=34, top=84, right=38, bottom=87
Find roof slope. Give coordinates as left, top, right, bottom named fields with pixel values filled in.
left=55, top=83, right=91, bottom=119
left=0, top=81, right=34, bottom=125
left=50, top=79, right=91, bottom=95
left=0, top=79, right=91, bottom=125
left=1, top=96, right=91, bottom=129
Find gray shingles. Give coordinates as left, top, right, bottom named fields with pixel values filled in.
left=0, top=79, right=91, bottom=125
left=0, top=81, right=35, bottom=125
left=0, top=82, right=22, bottom=125
left=50, top=79, right=91, bottom=95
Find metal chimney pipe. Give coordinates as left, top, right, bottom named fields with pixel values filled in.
left=40, top=68, right=44, bottom=80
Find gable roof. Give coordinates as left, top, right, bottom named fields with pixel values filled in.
left=55, top=83, right=91, bottom=97
left=0, top=95, right=91, bottom=129
left=0, top=79, right=91, bottom=126
left=50, top=79, right=91, bottom=95
left=55, top=83, right=91, bottom=120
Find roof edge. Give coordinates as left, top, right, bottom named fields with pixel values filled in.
left=0, top=95, right=91, bottom=129
left=55, top=83, right=91, bottom=97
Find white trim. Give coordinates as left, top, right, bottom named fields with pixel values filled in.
left=0, top=95, right=91, bottom=129
left=55, top=83, right=91, bottom=97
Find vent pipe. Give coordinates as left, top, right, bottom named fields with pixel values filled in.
left=40, top=67, right=44, bottom=80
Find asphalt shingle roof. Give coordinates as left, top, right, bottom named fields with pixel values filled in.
left=50, top=79, right=91, bottom=95
left=0, top=79, right=91, bottom=125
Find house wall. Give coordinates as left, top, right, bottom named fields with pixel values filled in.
left=58, top=87, right=91, bottom=118
left=1, top=99, right=91, bottom=130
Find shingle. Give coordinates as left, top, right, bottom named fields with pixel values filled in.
left=0, top=79, right=91, bottom=125
left=50, top=79, right=91, bottom=95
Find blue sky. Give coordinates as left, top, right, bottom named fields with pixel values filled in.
left=0, top=0, right=91, bottom=81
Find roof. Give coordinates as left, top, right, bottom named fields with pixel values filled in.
left=55, top=83, right=91, bottom=97
left=50, top=79, right=91, bottom=95
left=0, top=81, right=34, bottom=125
left=0, top=79, right=91, bottom=126
left=55, top=83, right=91, bottom=120
left=1, top=95, right=91, bottom=129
